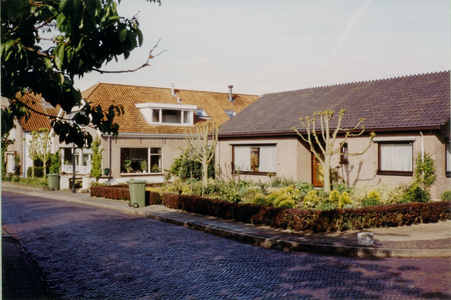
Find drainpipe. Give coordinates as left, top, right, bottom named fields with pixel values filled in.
left=420, top=131, right=424, bottom=186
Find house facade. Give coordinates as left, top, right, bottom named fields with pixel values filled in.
left=81, top=83, right=259, bottom=185
left=2, top=94, right=57, bottom=178
left=217, top=71, right=451, bottom=200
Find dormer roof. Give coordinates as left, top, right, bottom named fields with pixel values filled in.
left=82, top=83, right=259, bottom=134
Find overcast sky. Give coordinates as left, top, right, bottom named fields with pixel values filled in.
left=74, top=0, right=450, bottom=96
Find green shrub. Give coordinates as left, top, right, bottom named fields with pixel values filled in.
left=273, top=195, right=289, bottom=207
left=401, top=184, right=430, bottom=203
left=441, top=190, right=451, bottom=201
left=367, top=190, right=381, bottom=201
left=278, top=199, right=296, bottom=208
left=252, top=194, right=273, bottom=206
left=329, top=190, right=340, bottom=204
left=27, top=166, right=48, bottom=178
left=361, top=197, right=381, bottom=207
left=316, top=201, right=338, bottom=210
left=303, top=190, right=320, bottom=208
left=339, top=191, right=352, bottom=208
left=332, top=183, right=353, bottom=194
left=295, top=182, right=314, bottom=193
left=49, top=152, right=61, bottom=174
left=414, top=152, right=436, bottom=190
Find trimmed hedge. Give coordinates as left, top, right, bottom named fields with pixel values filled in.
left=162, top=193, right=451, bottom=233
left=90, top=185, right=161, bottom=204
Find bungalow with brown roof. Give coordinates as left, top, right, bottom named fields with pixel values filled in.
left=217, top=71, right=450, bottom=199
left=78, top=83, right=259, bottom=185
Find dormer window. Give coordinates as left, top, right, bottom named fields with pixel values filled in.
left=224, top=110, right=236, bottom=118
left=195, top=108, right=210, bottom=119
left=136, top=103, right=196, bottom=126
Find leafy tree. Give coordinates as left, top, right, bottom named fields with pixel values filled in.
left=24, top=131, right=41, bottom=178
left=1, top=0, right=162, bottom=148
left=37, top=128, right=52, bottom=177
left=292, top=109, right=376, bottom=193
left=414, top=152, right=436, bottom=191
left=90, top=137, right=103, bottom=180
left=185, top=122, right=220, bottom=196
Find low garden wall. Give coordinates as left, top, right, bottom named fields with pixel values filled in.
left=90, top=185, right=451, bottom=233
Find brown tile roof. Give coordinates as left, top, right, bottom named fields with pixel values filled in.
left=82, top=83, right=259, bottom=134
left=13, top=93, right=58, bottom=132
left=219, top=71, right=450, bottom=136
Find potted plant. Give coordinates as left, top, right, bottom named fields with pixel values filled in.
left=140, top=160, right=148, bottom=173
left=123, top=159, right=132, bottom=173
left=151, top=164, right=161, bottom=173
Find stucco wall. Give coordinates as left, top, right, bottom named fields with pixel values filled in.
left=218, top=129, right=450, bottom=200
left=217, top=137, right=312, bottom=184
left=102, top=136, right=188, bottom=184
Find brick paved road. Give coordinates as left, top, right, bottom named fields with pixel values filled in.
left=2, top=191, right=451, bottom=299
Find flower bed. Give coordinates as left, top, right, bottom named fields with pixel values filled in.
left=162, top=193, right=451, bottom=232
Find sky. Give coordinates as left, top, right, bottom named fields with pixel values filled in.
left=74, top=0, right=450, bottom=96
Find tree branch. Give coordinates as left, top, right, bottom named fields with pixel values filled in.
left=92, top=40, right=166, bottom=74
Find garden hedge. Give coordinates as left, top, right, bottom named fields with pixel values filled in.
left=90, top=185, right=161, bottom=204
left=162, top=193, right=451, bottom=232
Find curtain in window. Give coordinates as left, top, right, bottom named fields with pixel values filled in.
left=234, top=146, right=251, bottom=171
left=380, top=143, right=412, bottom=171
left=259, top=146, right=277, bottom=172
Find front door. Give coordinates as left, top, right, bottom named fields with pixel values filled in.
left=312, top=153, right=324, bottom=187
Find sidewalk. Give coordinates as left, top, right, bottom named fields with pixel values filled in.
left=3, top=182, right=450, bottom=259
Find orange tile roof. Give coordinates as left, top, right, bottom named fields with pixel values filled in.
left=13, top=93, right=59, bottom=132
left=82, top=83, right=259, bottom=134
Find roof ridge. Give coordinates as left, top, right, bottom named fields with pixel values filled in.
left=89, top=82, right=259, bottom=96
left=261, top=70, right=450, bottom=97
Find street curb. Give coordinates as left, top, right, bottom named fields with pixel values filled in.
left=63, top=197, right=451, bottom=258
left=3, top=186, right=450, bottom=258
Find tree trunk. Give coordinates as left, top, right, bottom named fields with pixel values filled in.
left=323, top=156, right=331, bottom=193
left=32, top=161, right=35, bottom=179
left=201, top=157, right=208, bottom=197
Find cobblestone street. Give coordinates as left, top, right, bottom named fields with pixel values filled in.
left=2, top=191, right=451, bottom=299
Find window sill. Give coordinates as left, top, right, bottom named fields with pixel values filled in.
left=234, top=171, right=277, bottom=176
left=377, top=170, right=413, bottom=176
left=120, top=172, right=163, bottom=176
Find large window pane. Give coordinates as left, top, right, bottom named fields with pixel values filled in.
left=234, top=145, right=277, bottom=173
left=183, top=111, right=191, bottom=124
left=380, top=143, right=412, bottom=172
left=150, top=147, right=162, bottom=173
left=162, top=110, right=181, bottom=123
left=121, top=148, right=149, bottom=173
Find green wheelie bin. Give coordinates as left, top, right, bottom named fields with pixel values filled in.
left=127, top=180, right=147, bottom=208
left=48, top=174, right=60, bottom=190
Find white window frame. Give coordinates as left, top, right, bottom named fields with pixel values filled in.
left=378, top=142, right=413, bottom=176
left=136, top=103, right=196, bottom=126
left=6, top=152, right=15, bottom=174
left=233, top=145, right=277, bottom=174
left=120, top=147, right=163, bottom=175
